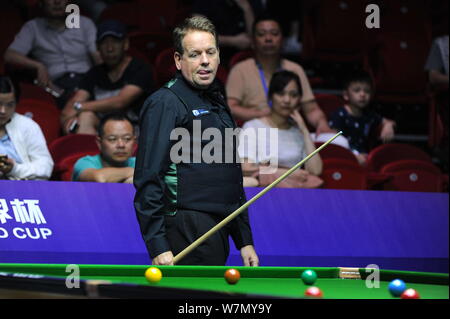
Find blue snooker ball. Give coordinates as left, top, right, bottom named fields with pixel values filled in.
left=388, top=279, right=407, bottom=297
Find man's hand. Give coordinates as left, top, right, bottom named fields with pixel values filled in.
left=380, top=120, right=396, bottom=143
left=0, top=157, right=15, bottom=175
left=355, top=153, right=368, bottom=166
left=35, top=63, right=51, bottom=88
left=152, top=251, right=174, bottom=265
left=240, top=245, right=259, bottom=267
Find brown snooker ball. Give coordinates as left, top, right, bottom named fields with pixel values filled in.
left=224, top=268, right=240, bottom=284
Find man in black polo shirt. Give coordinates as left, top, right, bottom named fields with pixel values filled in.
left=61, top=20, right=155, bottom=135
left=134, top=16, right=259, bottom=266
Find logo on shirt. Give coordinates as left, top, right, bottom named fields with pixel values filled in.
left=192, top=109, right=210, bottom=117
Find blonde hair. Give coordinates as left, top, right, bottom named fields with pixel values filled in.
left=173, top=15, right=218, bottom=54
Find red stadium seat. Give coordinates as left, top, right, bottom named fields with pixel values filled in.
left=19, top=83, right=57, bottom=105
left=314, top=93, right=344, bottom=120
left=301, top=0, right=371, bottom=63
left=128, top=31, right=173, bottom=65
left=314, top=142, right=358, bottom=163
left=134, top=0, right=178, bottom=33
left=15, top=98, right=61, bottom=144
left=99, top=0, right=179, bottom=33
left=58, top=151, right=98, bottom=181
left=364, top=30, right=431, bottom=105
left=154, top=47, right=176, bottom=87
left=98, top=2, right=140, bottom=31
left=380, top=159, right=448, bottom=192
left=380, top=0, right=430, bottom=34
left=367, top=143, right=432, bottom=172
left=0, top=5, right=24, bottom=60
left=321, top=158, right=368, bottom=190
left=48, top=134, right=99, bottom=179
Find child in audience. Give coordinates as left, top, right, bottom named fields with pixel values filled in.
left=329, top=71, right=396, bottom=166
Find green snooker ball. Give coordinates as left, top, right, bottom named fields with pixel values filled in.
left=301, top=269, right=318, bottom=285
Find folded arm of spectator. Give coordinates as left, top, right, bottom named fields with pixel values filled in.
left=77, top=166, right=134, bottom=183
left=429, top=70, right=449, bottom=87
left=228, top=98, right=271, bottom=121
left=75, top=85, right=143, bottom=114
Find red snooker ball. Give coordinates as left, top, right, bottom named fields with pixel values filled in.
left=305, top=286, right=323, bottom=298
left=401, top=288, right=420, bottom=299
left=224, top=268, right=240, bottom=285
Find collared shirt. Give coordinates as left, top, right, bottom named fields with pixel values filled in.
left=0, top=134, right=23, bottom=164
left=8, top=16, right=97, bottom=80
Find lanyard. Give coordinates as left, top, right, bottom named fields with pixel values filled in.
left=256, top=61, right=282, bottom=107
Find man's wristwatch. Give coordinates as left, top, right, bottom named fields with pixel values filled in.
left=73, top=102, right=83, bottom=113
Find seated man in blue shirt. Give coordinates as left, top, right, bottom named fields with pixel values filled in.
left=72, top=113, right=136, bottom=183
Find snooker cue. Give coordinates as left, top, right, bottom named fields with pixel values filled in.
left=172, top=131, right=344, bottom=264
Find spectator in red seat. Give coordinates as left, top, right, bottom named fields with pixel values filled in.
left=226, top=15, right=333, bottom=135
left=4, top=0, right=101, bottom=108
left=61, top=20, right=155, bottom=135
left=238, top=70, right=323, bottom=188
left=328, top=70, right=396, bottom=166
left=0, top=75, right=53, bottom=180
left=72, top=112, right=136, bottom=183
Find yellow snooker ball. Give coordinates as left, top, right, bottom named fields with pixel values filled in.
left=145, top=267, right=162, bottom=283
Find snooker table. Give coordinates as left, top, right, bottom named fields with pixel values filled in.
left=0, top=264, right=448, bottom=299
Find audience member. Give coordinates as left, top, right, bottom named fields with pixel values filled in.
left=72, top=112, right=136, bottom=183
left=192, top=0, right=262, bottom=66
left=262, top=0, right=303, bottom=55
left=0, top=75, right=53, bottom=180
left=226, top=15, right=333, bottom=135
left=425, top=34, right=449, bottom=86
left=4, top=0, right=101, bottom=108
left=425, top=34, right=449, bottom=169
left=61, top=20, right=155, bottom=135
left=238, top=70, right=323, bottom=188
left=328, top=71, right=396, bottom=166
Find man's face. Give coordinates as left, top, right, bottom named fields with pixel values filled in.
left=42, top=0, right=68, bottom=19
left=98, top=36, right=128, bottom=67
left=98, top=120, right=136, bottom=166
left=343, top=82, right=372, bottom=109
left=253, top=20, right=283, bottom=56
left=0, top=92, right=16, bottom=129
left=174, top=31, right=220, bottom=89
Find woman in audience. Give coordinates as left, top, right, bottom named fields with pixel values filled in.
left=238, top=70, right=323, bottom=188
left=0, top=75, right=53, bottom=180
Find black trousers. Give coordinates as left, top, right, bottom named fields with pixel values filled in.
left=164, top=210, right=230, bottom=266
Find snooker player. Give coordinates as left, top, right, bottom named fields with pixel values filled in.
left=133, top=15, right=259, bottom=266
